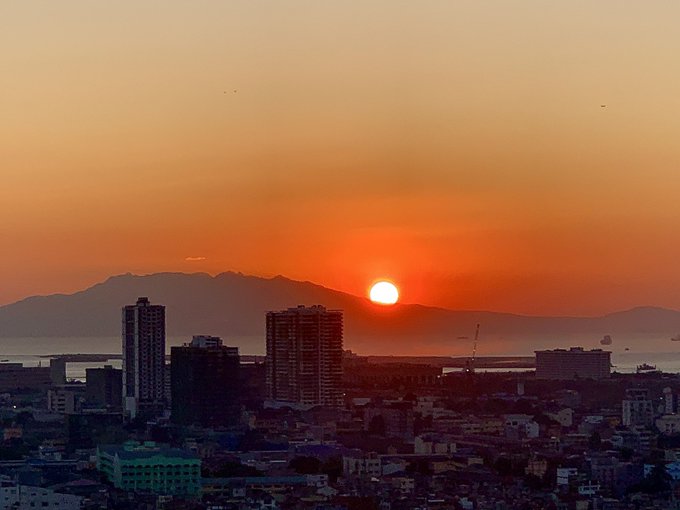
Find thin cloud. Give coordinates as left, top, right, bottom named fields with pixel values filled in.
left=184, top=256, right=207, bottom=262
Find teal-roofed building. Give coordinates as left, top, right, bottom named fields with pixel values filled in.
left=97, top=441, right=201, bottom=496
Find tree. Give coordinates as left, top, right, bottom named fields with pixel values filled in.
left=203, top=461, right=262, bottom=478
left=289, top=456, right=321, bottom=474
left=524, top=473, right=544, bottom=490
left=630, top=463, right=671, bottom=494
left=368, top=415, right=386, bottom=436
left=321, top=456, right=342, bottom=483
left=588, top=431, right=602, bottom=451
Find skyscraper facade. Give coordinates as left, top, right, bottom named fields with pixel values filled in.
left=170, top=336, right=241, bottom=427
left=122, top=297, right=166, bottom=418
left=266, top=305, right=343, bottom=408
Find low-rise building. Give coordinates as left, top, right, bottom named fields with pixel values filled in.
left=622, top=389, right=654, bottom=427
left=557, top=467, right=579, bottom=486
left=363, top=406, right=415, bottom=440
left=547, top=408, right=574, bottom=428
left=202, top=475, right=328, bottom=498
left=503, top=414, right=539, bottom=438
left=578, top=481, right=601, bottom=496
left=525, top=458, right=548, bottom=478
left=0, top=483, right=83, bottom=510
left=47, top=389, right=81, bottom=414
left=85, top=365, right=122, bottom=410
left=414, top=434, right=457, bottom=455
left=342, top=452, right=381, bottom=478
left=0, top=361, right=65, bottom=392
left=656, top=414, right=680, bottom=436
left=535, top=348, right=611, bottom=380
left=96, top=441, right=201, bottom=496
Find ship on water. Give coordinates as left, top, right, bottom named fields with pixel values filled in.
left=636, top=363, right=661, bottom=374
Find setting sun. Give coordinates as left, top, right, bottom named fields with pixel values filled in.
left=369, top=281, right=399, bottom=305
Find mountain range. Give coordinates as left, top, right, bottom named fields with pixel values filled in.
left=1, top=272, right=680, bottom=356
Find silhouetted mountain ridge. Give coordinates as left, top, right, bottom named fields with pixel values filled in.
left=1, top=272, right=679, bottom=355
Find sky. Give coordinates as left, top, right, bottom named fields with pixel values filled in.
left=2, top=1, right=680, bottom=315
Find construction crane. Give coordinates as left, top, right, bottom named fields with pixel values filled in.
left=465, top=323, right=480, bottom=374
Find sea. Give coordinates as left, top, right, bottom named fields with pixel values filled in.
left=1, top=337, right=679, bottom=381
left=443, top=352, right=680, bottom=375
left=0, top=336, right=261, bottom=381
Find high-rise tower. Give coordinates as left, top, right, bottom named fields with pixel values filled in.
left=122, top=297, right=166, bottom=418
left=170, top=336, right=241, bottom=427
left=266, top=305, right=343, bottom=408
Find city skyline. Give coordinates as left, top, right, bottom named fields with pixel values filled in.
left=4, top=3, right=680, bottom=508
left=5, top=2, right=680, bottom=315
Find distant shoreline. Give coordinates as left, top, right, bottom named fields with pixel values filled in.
left=37, top=353, right=266, bottom=364
left=362, top=355, right=535, bottom=369
left=37, top=352, right=535, bottom=368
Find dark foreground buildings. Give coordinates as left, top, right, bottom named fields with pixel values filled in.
left=0, top=358, right=65, bottom=392
left=86, top=365, right=123, bottom=410
left=535, top=347, right=611, bottom=380
left=170, top=335, right=240, bottom=427
left=266, top=305, right=343, bottom=408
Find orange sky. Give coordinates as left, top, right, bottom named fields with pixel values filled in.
left=3, top=2, right=680, bottom=315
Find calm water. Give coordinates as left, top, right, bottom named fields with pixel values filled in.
left=442, top=352, right=680, bottom=375
left=0, top=336, right=265, bottom=356
left=2, top=337, right=680, bottom=381
left=0, top=336, right=264, bottom=382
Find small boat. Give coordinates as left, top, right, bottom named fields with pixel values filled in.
left=636, top=363, right=660, bottom=374
left=671, top=335, right=680, bottom=342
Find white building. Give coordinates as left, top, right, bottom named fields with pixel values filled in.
left=664, top=387, right=676, bottom=414
left=556, top=467, right=579, bottom=486
left=578, top=482, right=601, bottom=496
left=0, top=484, right=83, bottom=510
left=47, top=389, right=80, bottom=414
left=342, top=452, right=381, bottom=478
left=622, top=389, right=654, bottom=427
left=503, top=414, right=539, bottom=438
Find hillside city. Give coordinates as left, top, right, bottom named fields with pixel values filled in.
left=0, top=297, right=679, bottom=509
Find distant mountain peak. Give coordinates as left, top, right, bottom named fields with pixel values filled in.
left=1, top=272, right=680, bottom=355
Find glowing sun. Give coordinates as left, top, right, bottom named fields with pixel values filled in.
left=369, top=281, right=399, bottom=305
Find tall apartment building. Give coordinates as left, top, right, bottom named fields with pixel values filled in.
left=170, top=336, right=241, bottom=427
left=535, top=347, right=611, bottom=380
left=122, top=297, right=166, bottom=418
left=266, top=305, right=343, bottom=408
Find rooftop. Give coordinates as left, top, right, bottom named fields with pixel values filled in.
left=99, top=441, right=199, bottom=461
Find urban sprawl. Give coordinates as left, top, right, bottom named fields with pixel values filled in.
left=0, top=298, right=678, bottom=509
